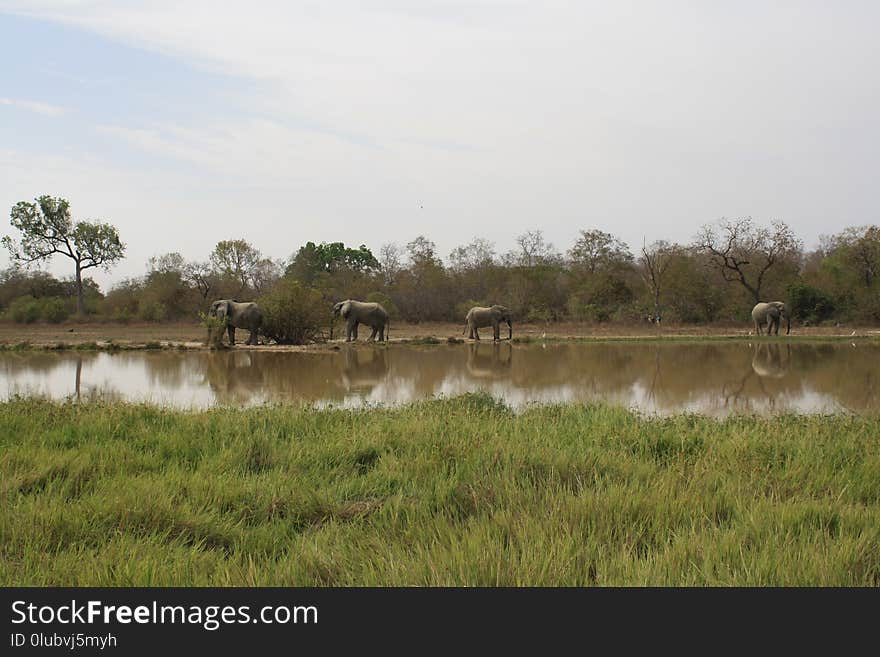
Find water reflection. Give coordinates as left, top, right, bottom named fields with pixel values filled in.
left=466, top=343, right=512, bottom=379
left=751, top=343, right=790, bottom=378
left=0, top=342, right=877, bottom=416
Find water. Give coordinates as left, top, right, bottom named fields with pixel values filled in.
left=1, top=341, right=877, bottom=415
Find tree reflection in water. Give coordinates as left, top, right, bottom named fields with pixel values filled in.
left=0, top=342, right=877, bottom=415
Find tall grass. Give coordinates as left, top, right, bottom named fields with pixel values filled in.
left=1, top=394, right=878, bottom=586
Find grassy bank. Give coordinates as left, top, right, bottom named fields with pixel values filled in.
left=1, top=396, right=878, bottom=586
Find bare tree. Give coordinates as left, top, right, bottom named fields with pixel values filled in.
left=448, top=238, right=496, bottom=273
left=378, top=242, right=403, bottom=286
left=508, top=230, right=557, bottom=267
left=639, top=240, right=677, bottom=321
left=695, top=217, right=801, bottom=304
left=251, top=258, right=283, bottom=295
left=183, top=260, right=215, bottom=300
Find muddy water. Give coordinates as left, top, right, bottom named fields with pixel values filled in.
left=1, top=341, right=878, bottom=415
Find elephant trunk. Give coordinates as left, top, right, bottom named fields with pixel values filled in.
left=785, top=313, right=791, bottom=335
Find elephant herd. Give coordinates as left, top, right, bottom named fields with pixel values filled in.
left=208, top=298, right=514, bottom=346
left=207, top=296, right=792, bottom=346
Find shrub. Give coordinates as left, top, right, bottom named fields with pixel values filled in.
left=787, top=282, right=836, bottom=324
left=41, top=297, right=71, bottom=323
left=259, top=279, right=326, bottom=345
left=7, top=296, right=41, bottom=323
left=138, top=300, right=167, bottom=322
left=200, top=311, right=228, bottom=350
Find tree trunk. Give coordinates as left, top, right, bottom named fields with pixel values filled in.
left=75, top=263, right=85, bottom=316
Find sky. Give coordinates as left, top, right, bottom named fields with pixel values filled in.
left=1, top=1, right=878, bottom=290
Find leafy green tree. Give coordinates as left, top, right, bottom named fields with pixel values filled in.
left=286, top=241, right=379, bottom=284
left=3, top=196, right=125, bottom=314
left=569, top=229, right=633, bottom=275
left=210, top=239, right=262, bottom=295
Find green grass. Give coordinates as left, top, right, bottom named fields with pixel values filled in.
left=1, top=394, right=878, bottom=586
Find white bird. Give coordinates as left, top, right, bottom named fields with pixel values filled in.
left=851, top=330, right=856, bottom=336
left=541, top=331, right=546, bottom=339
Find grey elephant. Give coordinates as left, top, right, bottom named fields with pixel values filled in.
left=751, top=301, right=790, bottom=336
left=209, top=299, right=263, bottom=346
left=464, top=305, right=512, bottom=341
left=332, top=299, right=389, bottom=342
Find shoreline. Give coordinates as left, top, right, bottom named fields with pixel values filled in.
left=0, top=320, right=877, bottom=352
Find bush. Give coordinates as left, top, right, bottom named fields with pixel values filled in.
left=138, top=300, right=167, bottom=322
left=41, top=297, right=70, bottom=323
left=787, top=282, right=836, bottom=324
left=7, top=296, right=41, bottom=323
left=200, top=311, right=228, bottom=350
left=259, top=279, right=327, bottom=345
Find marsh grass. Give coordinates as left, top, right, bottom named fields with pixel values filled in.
left=1, top=395, right=878, bottom=586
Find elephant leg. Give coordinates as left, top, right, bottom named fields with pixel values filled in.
left=368, top=326, right=378, bottom=342
left=346, top=320, right=355, bottom=342
left=227, top=325, right=236, bottom=346
left=247, top=329, right=257, bottom=345
left=379, top=326, right=385, bottom=342
left=493, top=322, right=500, bottom=341
left=474, top=327, right=480, bottom=341
left=754, top=320, right=761, bottom=335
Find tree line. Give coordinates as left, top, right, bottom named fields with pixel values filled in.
left=2, top=195, right=879, bottom=328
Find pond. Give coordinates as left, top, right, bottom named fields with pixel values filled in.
left=1, top=341, right=878, bottom=416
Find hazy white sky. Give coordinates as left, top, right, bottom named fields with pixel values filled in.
left=1, top=1, right=878, bottom=289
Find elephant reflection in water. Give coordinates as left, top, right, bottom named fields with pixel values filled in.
left=466, top=342, right=512, bottom=379
left=751, top=342, right=791, bottom=378
left=723, top=343, right=792, bottom=410
left=340, top=347, right=390, bottom=391
left=204, top=351, right=265, bottom=404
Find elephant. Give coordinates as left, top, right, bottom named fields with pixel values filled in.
left=464, top=305, right=512, bottom=341
left=332, top=299, right=389, bottom=342
left=751, top=301, right=790, bottom=336
left=209, top=299, right=263, bottom=346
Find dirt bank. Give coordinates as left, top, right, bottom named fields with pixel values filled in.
left=0, top=319, right=876, bottom=351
